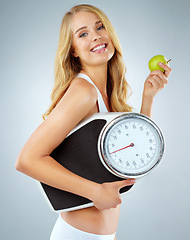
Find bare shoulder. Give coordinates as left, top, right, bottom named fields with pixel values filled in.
left=41, top=76, right=99, bottom=152
left=52, top=74, right=97, bottom=108
left=54, top=76, right=98, bottom=118
left=19, top=76, right=98, bottom=159
left=68, top=76, right=98, bottom=101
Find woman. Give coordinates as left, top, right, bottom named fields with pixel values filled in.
left=15, top=4, right=171, bottom=240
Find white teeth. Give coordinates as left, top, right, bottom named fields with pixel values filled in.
left=91, top=44, right=106, bottom=52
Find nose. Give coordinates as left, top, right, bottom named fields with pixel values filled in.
left=91, top=31, right=102, bottom=41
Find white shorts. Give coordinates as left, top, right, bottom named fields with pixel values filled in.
left=50, top=214, right=116, bottom=240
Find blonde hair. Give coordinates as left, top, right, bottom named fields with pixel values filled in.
left=42, top=4, right=132, bottom=120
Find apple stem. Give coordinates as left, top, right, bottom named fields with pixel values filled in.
left=166, top=59, right=171, bottom=63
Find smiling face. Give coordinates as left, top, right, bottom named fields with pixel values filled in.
left=71, top=11, right=115, bottom=68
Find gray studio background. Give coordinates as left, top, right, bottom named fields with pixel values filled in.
left=1, top=0, right=190, bottom=239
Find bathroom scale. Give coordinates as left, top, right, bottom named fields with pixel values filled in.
left=40, top=112, right=164, bottom=212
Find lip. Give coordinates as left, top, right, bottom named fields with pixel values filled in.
left=90, top=43, right=108, bottom=52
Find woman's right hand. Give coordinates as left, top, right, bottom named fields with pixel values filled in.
left=92, top=179, right=135, bottom=210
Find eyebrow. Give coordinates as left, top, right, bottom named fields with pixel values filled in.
left=75, top=21, right=102, bottom=35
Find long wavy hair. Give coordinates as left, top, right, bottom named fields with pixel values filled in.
left=42, top=4, right=132, bottom=120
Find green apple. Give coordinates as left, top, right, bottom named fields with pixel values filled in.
left=148, top=55, right=171, bottom=72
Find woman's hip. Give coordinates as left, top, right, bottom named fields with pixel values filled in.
left=50, top=214, right=116, bottom=240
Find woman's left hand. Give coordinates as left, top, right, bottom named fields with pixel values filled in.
left=143, top=62, right=172, bottom=99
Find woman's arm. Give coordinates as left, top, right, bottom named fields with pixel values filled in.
left=140, top=95, right=153, bottom=118
left=140, top=62, right=172, bottom=118
left=15, top=77, right=134, bottom=210
left=16, top=78, right=99, bottom=201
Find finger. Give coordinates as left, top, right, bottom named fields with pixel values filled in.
left=151, top=75, right=165, bottom=89
left=147, top=78, right=162, bottom=92
left=115, top=179, right=136, bottom=189
left=149, top=72, right=168, bottom=87
left=150, top=70, right=168, bottom=85
left=158, top=62, right=172, bottom=78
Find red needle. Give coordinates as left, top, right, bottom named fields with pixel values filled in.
left=110, top=143, right=134, bottom=154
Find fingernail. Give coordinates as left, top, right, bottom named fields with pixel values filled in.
left=131, top=179, right=135, bottom=183
left=158, top=62, right=163, bottom=66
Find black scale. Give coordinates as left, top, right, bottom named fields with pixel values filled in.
left=40, top=112, right=164, bottom=212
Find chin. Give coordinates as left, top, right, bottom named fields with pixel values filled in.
left=80, top=50, right=114, bottom=67
left=95, top=52, right=115, bottom=64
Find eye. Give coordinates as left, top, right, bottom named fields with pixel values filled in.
left=97, top=25, right=105, bottom=31
left=79, top=32, right=88, bottom=38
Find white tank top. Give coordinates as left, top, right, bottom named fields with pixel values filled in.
left=76, top=73, right=108, bottom=113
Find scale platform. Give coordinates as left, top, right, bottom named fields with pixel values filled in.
left=40, top=113, right=134, bottom=212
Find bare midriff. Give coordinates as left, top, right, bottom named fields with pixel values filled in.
left=61, top=205, right=120, bottom=235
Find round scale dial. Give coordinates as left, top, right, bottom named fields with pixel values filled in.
left=98, top=113, right=164, bottom=178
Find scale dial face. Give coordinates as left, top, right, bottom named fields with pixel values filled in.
left=99, top=113, right=164, bottom=178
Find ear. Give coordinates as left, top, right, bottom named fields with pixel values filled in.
left=71, top=48, right=79, bottom=58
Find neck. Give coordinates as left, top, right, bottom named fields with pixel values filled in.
left=81, top=64, right=108, bottom=96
